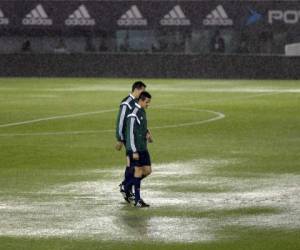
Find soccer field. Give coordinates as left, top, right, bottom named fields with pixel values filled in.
left=0, top=78, right=299, bottom=250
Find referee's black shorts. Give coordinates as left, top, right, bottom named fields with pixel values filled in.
left=127, top=150, right=151, bottom=167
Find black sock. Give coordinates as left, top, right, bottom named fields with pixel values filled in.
left=133, top=177, right=142, bottom=203
left=122, top=166, right=131, bottom=185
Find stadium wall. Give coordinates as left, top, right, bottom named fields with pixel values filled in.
left=1, top=53, right=299, bottom=79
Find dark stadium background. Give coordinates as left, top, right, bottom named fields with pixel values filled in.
left=0, top=0, right=299, bottom=78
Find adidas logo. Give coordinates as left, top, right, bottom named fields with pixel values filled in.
left=117, top=5, right=147, bottom=26
left=160, top=5, right=191, bottom=26
left=0, top=9, right=9, bottom=25
left=65, top=5, right=95, bottom=26
left=203, top=5, right=233, bottom=26
left=22, top=4, right=52, bottom=26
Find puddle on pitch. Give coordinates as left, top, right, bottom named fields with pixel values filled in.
left=0, top=159, right=299, bottom=243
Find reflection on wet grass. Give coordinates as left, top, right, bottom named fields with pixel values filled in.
left=120, top=206, right=282, bottom=219
left=155, top=184, right=231, bottom=193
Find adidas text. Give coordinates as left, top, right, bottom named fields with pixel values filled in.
left=65, top=19, right=95, bottom=26
left=0, top=18, right=9, bottom=25
left=118, top=19, right=147, bottom=26
left=22, top=18, right=52, bottom=25
left=160, top=19, right=190, bottom=26
left=203, top=19, right=233, bottom=26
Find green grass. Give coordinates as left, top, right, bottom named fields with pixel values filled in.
left=1, top=229, right=300, bottom=250
left=0, top=78, right=299, bottom=250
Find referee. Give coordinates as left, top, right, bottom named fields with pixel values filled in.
left=124, top=91, right=153, bottom=207
left=115, top=81, right=146, bottom=202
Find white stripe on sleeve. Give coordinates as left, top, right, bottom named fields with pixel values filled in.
left=130, top=117, right=137, bottom=152
left=118, top=105, right=126, bottom=140
left=127, top=114, right=140, bottom=125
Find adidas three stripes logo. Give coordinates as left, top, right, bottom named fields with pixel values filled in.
left=118, top=5, right=147, bottom=26
left=160, top=5, right=191, bottom=26
left=22, top=4, right=52, bottom=25
left=5, top=4, right=234, bottom=27
left=0, top=9, right=9, bottom=25
left=203, top=5, right=233, bottom=26
left=65, top=5, right=95, bottom=26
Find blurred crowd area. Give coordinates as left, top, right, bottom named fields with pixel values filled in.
left=1, top=28, right=299, bottom=55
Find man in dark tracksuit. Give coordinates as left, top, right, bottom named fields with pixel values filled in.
left=115, top=81, right=146, bottom=202
left=124, top=91, right=153, bottom=207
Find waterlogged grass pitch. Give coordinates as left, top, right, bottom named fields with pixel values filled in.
left=0, top=78, right=299, bottom=250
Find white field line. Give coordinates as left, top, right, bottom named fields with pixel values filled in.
left=0, top=108, right=225, bottom=137
left=0, top=91, right=288, bottom=136
left=157, top=87, right=300, bottom=93
left=165, top=91, right=284, bottom=106
left=41, top=85, right=300, bottom=93
left=0, top=91, right=282, bottom=129
left=0, top=109, right=116, bottom=128
left=0, top=159, right=299, bottom=242
left=151, top=108, right=225, bottom=129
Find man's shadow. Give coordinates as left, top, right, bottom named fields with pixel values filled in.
left=116, top=205, right=151, bottom=240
